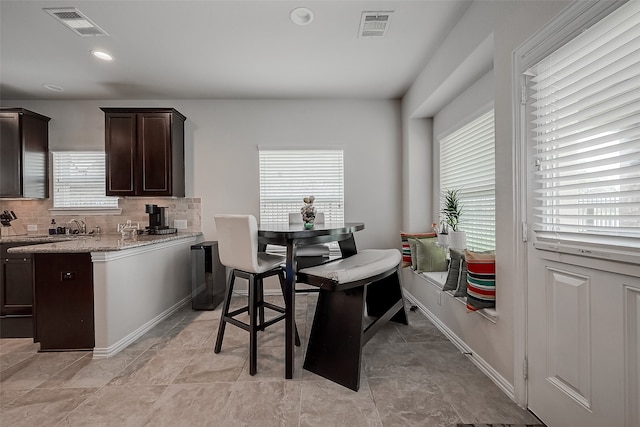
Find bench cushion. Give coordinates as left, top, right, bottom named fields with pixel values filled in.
left=298, top=249, right=401, bottom=284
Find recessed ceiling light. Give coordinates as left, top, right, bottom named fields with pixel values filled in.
left=43, top=84, right=64, bottom=92
left=290, top=7, right=314, bottom=26
left=91, top=50, right=113, bottom=61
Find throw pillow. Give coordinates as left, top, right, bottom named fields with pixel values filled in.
left=443, top=249, right=465, bottom=291
left=465, top=249, right=496, bottom=311
left=415, top=237, right=448, bottom=273
left=400, top=232, right=436, bottom=267
left=409, top=237, right=419, bottom=269
left=453, top=257, right=468, bottom=297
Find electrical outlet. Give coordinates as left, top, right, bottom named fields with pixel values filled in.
left=27, top=224, right=38, bottom=232
left=174, top=219, right=188, bottom=230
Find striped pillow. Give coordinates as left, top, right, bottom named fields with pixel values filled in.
left=464, top=250, right=495, bottom=312
left=400, top=232, right=436, bottom=267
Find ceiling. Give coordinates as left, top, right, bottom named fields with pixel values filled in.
left=0, top=1, right=471, bottom=101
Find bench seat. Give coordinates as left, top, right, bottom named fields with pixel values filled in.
left=298, top=249, right=401, bottom=285
left=297, top=248, right=408, bottom=391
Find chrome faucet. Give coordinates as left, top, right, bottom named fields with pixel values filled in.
left=68, top=219, right=86, bottom=234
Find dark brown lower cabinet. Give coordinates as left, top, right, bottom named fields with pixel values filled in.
left=1, top=242, right=38, bottom=338
left=34, top=253, right=94, bottom=351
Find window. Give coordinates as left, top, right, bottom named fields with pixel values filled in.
left=259, top=148, right=344, bottom=223
left=52, top=151, right=118, bottom=209
left=439, top=109, right=496, bottom=251
left=526, top=0, right=640, bottom=248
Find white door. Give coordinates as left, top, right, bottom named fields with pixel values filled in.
left=521, top=3, right=640, bottom=425
left=526, top=247, right=640, bottom=426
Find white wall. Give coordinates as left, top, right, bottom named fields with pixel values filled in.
left=400, top=0, right=571, bottom=400
left=6, top=99, right=402, bottom=251
left=92, top=236, right=196, bottom=357
left=432, top=69, right=494, bottom=222
left=402, top=116, right=433, bottom=232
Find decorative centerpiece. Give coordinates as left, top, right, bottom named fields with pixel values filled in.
left=301, top=195, right=316, bottom=229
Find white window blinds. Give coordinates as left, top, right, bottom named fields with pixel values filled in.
left=440, top=109, right=496, bottom=251
left=526, top=1, right=640, bottom=247
left=52, top=151, right=118, bottom=209
left=259, top=149, right=344, bottom=223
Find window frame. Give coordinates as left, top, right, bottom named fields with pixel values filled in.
left=438, top=108, right=496, bottom=252
left=51, top=151, right=120, bottom=214
left=258, top=147, right=345, bottom=224
left=520, top=0, right=640, bottom=254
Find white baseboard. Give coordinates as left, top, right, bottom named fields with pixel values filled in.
left=403, top=290, right=516, bottom=401
left=92, top=296, right=192, bottom=359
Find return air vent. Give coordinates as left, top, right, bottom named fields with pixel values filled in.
left=44, top=8, right=109, bottom=37
left=358, top=11, right=393, bottom=38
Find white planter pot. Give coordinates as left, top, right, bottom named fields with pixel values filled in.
left=437, top=233, right=449, bottom=247
left=448, top=230, right=467, bottom=250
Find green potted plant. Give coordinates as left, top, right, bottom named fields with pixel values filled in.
left=441, top=189, right=466, bottom=249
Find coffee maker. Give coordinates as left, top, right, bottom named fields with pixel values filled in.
left=145, top=204, right=176, bottom=235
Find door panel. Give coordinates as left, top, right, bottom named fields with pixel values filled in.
left=2, top=257, right=34, bottom=315
left=526, top=249, right=638, bottom=426
left=105, top=113, right=136, bottom=196
left=624, top=286, right=640, bottom=427
left=137, top=113, right=171, bottom=195
left=0, top=113, right=21, bottom=197
left=544, top=268, right=590, bottom=409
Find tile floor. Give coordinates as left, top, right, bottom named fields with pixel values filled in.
left=0, top=293, right=542, bottom=427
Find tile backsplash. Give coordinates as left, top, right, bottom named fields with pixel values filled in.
left=0, top=197, right=201, bottom=235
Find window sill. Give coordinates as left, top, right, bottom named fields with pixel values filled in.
left=49, top=208, right=122, bottom=216
left=412, top=269, right=498, bottom=322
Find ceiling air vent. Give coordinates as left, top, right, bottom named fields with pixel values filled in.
left=44, top=8, right=109, bottom=37
left=358, top=11, right=393, bottom=38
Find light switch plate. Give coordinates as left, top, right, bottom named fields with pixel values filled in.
left=174, top=220, right=188, bottom=230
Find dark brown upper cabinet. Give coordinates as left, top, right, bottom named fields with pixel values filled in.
left=0, top=108, right=50, bottom=199
left=101, top=108, right=186, bottom=197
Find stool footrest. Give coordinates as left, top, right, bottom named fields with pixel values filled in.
left=214, top=265, right=301, bottom=376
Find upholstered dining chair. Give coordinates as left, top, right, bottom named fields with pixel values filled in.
left=213, top=214, right=299, bottom=375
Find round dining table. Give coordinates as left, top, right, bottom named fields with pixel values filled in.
left=257, top=221, right=365, bottom=379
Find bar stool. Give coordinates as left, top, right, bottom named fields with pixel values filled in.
left=213, top=214, right=299, bottom=375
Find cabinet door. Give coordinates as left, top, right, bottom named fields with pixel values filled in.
left=105, top=113, right=136, bottom=196
left=21, top=113, right=49, bottom=199
left=0, top=256, right=33, bottom=317
left=0, top=110, right=49, bottom=198
left=34, top=253, right=94, bottom=350
left=0, top=113, right=22, bottom=197
left=137, top=112, right=172, bottom=196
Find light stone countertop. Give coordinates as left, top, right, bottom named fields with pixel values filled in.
left=4, top=232, right=203, bottom=254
